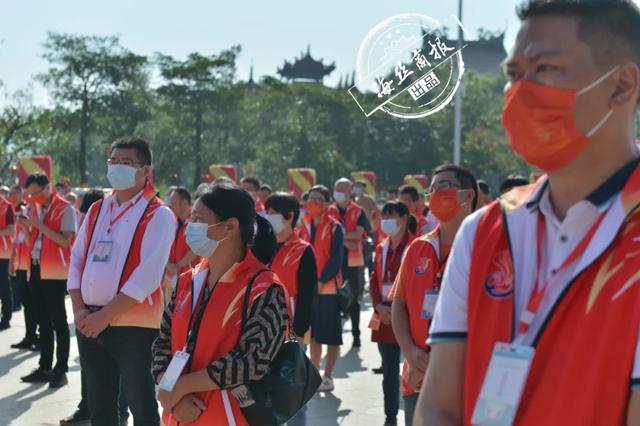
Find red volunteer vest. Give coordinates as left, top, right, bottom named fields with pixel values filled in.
left=464, top=177, right=640, bottom=425
left=164, top=253, right=285, bottom=426
left=12, top=222, right=30, bottom=272
left=29, top=193, right=73, bottom=280
left=271, top=233, right=311, bottom=302
left=312, top=212, right=342, bottom=295
left=329, top=202, right=365, bottom=267
left=395, top=227, right=446, bottom=396
left=169, top=220, right=194, bottom=275
left=0, top=196, right=14, bottom=259
left=81, top=183, right=165, bottom=328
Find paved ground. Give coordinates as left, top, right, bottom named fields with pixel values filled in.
left=0, top=296, right=406, bottom=426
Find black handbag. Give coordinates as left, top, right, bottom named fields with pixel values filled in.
left=232, top=270, right=322, bottom=426
left=335, top=279, right=355, bottom=314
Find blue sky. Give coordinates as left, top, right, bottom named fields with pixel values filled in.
left=1, top=0, right=625, bottom=104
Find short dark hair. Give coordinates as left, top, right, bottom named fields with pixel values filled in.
left=265, top=192, right=301, bottom=229
left=24, top=172, right=49, bottom=189
left=80, top=189, right=104, bottom=214
left=432, top=164, right=479, bottom=211
left=477, top=179, right=491, bottom=195
left=110, top=137, right=152, bottom=166
left=517, top=0, right=640, bottom=71
left=309, top=184, right=331, bottom=202
left=260, top=184, right=272, bottom=193
left=172, top=186, right=192, bottom=205
left=382, top=200, right=410, bottom=217
left=398, top=185, right=419, bottom=202
left=500, top=175, right=530, bottom=194
left=240, top=176, right=261, bottom=191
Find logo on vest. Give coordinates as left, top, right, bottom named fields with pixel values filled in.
left=484, top=250, right=513, bottom=298
left=415, top=257, right=431, bottom=275
left=174, top=288, right=191, bottom=314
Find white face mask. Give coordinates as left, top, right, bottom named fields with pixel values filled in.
left=381, top=218, right=400, bottom=236
left=265, top=213, right=286, bottom=234
left=185, top=221, right=226, bottom=258
left=107, top=164, right=138, bottom=191
left=333, top=191, right=347, bottom=203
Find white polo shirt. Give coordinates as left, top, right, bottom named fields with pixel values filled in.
left=430, top=167, right=640, bottom=389
left=67, top=190, right=175, bottom=306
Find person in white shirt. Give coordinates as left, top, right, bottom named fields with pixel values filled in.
left=68, top=137, right=175, bottom=426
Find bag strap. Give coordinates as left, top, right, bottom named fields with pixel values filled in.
left=240, top=269, right=295, bottom=341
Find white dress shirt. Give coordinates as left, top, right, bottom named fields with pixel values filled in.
left=68, top=190, right=175, bottom=306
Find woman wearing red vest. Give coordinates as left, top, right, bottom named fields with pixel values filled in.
left=369, top=201, right=414, bottom=426
left=0, top=193, right=16, bottom=330
left=264, top=192, right=317, bottom=339
left=307, top=185, right=345, bottom=393
left=392, top=165, right=477, bottom=426
left=152, top=183, right=288, bottom=425
left=265, top=192, right=317, bottom=426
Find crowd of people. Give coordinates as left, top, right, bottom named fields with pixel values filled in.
left=0, top=0, right=640, bottom=425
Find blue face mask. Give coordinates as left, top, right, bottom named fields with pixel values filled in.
left=185, top=221, right=226, bottom=258
left=107, top=164, right=138, bottom=191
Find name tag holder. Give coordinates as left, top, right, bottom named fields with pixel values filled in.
left=471, top=343, right=535, bottom=426
left=420, top=290, right=439, bottom=320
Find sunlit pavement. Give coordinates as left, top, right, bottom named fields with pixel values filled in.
left=0, top=295, right=404, bottom=426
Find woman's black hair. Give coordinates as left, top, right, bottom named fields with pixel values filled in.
left=80, top=189, right=105, bottom=214
left=382, top=201, right=416, bottom=234
left=264, top=192, right=300, bottom=229
left=309, top=185, right=331, bottom=202
left=382, top=200, right=410, bottom=217
left=197, top=183, right=277, bottom=265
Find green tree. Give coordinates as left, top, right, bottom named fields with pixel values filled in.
left=156, top=47, right=241, bottom=186
left=38, top=33, right=148, bottom=184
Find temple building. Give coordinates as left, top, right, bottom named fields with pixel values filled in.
left=277, top=45, right=336, bottom=84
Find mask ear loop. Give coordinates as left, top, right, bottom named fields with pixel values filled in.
left=456, top=189, right=474, bottom=207
left=577, top=66, right=620, bottom=96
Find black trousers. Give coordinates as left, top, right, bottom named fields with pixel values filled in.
left=77, top=332, right=129, bottom=418
left=30, top=264, right=69, bottom=373
left=343, top=265, right=364, bottom=339
left=15, top=270, right=36, bottom=340
left=78, top=326, right=160, bottom=426
left=0, top=259, right=12, bottom=324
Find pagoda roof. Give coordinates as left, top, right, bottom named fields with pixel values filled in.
left=277, top=45, right=336, bottom=83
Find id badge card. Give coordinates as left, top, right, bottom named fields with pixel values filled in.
left=471, top=342, right=535, bottom=426
left=16, top=231, right=25, bottom=244
left=420, top=290, right=439, bottom=320
left=382, top=281, right=394, bottom=302
left=158, top=350, right=190, bottom=391
left=92, top=240, right=113, bottom=263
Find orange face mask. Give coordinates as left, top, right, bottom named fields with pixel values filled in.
left=429, top=189, right=462, bottom=222
left=502, top=67, right=618, bottom=172
left=306, top=200, right=325, bottom=217
left=27, top=191, right=48, bottom=206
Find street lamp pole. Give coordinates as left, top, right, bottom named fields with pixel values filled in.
left=453, top=0, right=463, bottom=165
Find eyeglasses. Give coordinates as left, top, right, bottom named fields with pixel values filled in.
left=107, top=157, right=142, bottom=167
left=424, top=181, right=461, bottom=197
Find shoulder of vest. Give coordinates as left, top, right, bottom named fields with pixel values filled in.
left=499, top=180, right=544, bottom=214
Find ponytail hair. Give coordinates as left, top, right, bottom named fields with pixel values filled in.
left=196, top=183, right=278, bottom=265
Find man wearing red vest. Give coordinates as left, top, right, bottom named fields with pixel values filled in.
left=68, top=137, right=175, bottom=426
left=165, top=186, right=198, bottom=293
left=330, top=178, right=368, bottom=348
left=391, top=165, right=478, bottom=426
left=18, top=172, right=76, bottom=388
left=240, top=176, right=265, bottom=213
left=0, top=192, right=16, bottom=330
left=418, top=1, right=640, bottom=424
